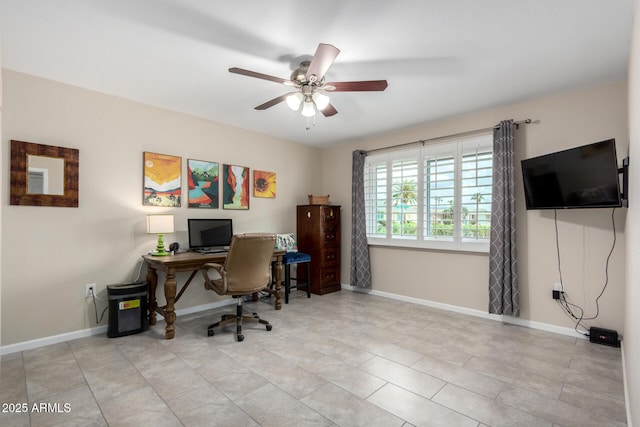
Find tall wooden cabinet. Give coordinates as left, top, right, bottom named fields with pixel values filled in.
left=296, top=204, right=341, bottom=295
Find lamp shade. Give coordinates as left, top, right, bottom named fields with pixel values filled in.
left=301, top=100, right=316, bottom=117
left=312, top=92, right=330, bottom=110
left=286, top=92, right=303, bottom=110
left=147, top=214, right=174, bottom=234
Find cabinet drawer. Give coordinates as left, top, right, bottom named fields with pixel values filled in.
left=321, top=267, right=339, bottom=285
left=322, top=225, right=338, bottom=242
left=321, top=206, right=338, bottom=223
left=321, top=247, right=339, bottom=265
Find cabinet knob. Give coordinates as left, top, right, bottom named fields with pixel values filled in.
left=307, top=211, right=311, bottom=218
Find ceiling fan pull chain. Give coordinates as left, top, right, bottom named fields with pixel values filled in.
left=305, top=115, right=318, bottom=131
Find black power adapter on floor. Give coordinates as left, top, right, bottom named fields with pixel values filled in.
left=589, top=327, right=621, bottom=347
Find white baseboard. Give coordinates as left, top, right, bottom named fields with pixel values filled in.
left=621, top=342, right=632, bottom=427
left=0, top=325, right=110, bottom=356
left=0, top=299, right=235, bottom=356
left=341, top=284, right=588, bottom=339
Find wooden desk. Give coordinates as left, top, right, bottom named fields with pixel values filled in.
left=142, top=250, right=285, bottom=339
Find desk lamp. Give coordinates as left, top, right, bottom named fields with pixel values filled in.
left=147, top=214, right=174, bottom=256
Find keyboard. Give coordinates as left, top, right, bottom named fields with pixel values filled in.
left=193, top=248, right=226, bottom=254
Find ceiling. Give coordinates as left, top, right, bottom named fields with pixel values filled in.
left=0, top=0, right=635, bottom=148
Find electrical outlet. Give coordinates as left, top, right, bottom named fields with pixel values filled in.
left=85, top=283, right=96, bottom=298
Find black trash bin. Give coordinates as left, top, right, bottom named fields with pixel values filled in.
left=107, top=282, right=149, bottom=338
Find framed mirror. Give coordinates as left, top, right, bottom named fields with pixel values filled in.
left=10, top=140, right=79, bottom=207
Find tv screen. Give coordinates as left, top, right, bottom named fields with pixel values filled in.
left=521, top=139, right=622, bottom=210
left=188, top=219, right=233, bottom=249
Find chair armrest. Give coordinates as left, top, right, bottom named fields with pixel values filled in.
left=202, top=262, right=224, bottom=272
left=201, top=263, right=227, bottom=294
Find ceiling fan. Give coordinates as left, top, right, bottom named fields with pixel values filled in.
left=229, top=43, right=388, bottom=118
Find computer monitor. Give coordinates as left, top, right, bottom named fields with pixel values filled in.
left=188, top=218, right=233, bottom=251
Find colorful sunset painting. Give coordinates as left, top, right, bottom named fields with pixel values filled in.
left=253, top=170, right=276, bottom=198
left=223, top=164, right=249, bottom=210
left=188, top=159, right=219, bottom=208
left=143, top=152, right=181, bottom=207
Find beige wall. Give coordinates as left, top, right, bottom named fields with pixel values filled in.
left=625, top=0, right=639, bottom=423
left=324, top=80, right=628, bottom=334
left=1, top=70, right=322, bottom=346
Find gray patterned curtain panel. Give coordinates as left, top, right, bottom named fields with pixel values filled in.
left=351, top=150, right=372, bottom=288
left=489, top=120, right=519, bottom=316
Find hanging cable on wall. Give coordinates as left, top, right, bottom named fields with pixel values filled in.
left=554, top=208, right=618, bottom=336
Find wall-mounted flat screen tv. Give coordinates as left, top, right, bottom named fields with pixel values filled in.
left=521, top=139, right=622, bottom=210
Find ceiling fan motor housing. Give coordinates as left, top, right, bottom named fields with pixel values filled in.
left=290, top=61, right=324, bottom=87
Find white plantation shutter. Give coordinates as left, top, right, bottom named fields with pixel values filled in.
left=460, top=141, right=493, bottom=241
left=364, top=161, right=387, bottom=237
left=391, top=156, right=419, bottom=239
left=364, top=133, right=493, bottom=252
left=424, top=148, right=455, bottom=240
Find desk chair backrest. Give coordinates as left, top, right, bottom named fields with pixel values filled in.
left=222, top=233, right=276, bottom=294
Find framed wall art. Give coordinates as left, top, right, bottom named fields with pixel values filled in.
left=223, top=164, right=250, bottom=210
left=188, top=159, right=219, bottom=208
left=253, top=170, right=276, bottom=199
left=143, top=152, right=181, bottom=207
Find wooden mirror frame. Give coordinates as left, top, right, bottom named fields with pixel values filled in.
left=10, top=140, right=79, bottom=207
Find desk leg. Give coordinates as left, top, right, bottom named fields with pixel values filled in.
left=274, top=259, right=283, bottom=310
left=146, top=265, right=158, bottom=326
left=164, top=267, right=177, bottom=339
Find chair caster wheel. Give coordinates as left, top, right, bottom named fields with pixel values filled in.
left=237, top=334, right=244, bottom=342
left=266, top=325, right=273, bottom=331
left=207, top=330, right=214, bottom=337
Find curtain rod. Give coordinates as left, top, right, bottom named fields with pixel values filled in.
left=365, top=119, right=532, bottom=155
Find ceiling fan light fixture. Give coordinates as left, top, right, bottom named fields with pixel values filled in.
left=301, top=100, right=316, bottom=117
left=312, top=92, right=330, bottom=110
left=286, top=92, right=303, bottom=110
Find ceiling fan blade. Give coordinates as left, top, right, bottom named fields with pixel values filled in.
left=324, top=80, right=388, bottom=92
left=255, top=93, right=290, bottom=110
left=229, top=67, right=293, bottom=86
left=321, top=103, right=338, bottom=117
left=306, top=43, right=340, bottom=83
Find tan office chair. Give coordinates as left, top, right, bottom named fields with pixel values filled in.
left=200, top=233, right=276, bottom=342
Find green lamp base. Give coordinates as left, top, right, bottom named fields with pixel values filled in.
left=151, top=233, right=171, bottom=256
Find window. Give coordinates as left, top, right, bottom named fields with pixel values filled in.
left=364, top=133, right=493, bottom=252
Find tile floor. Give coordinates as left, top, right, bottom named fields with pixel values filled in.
left=0, top=290, right=627, bottom=426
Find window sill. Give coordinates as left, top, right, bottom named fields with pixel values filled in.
left=367, top=237, right=489, bottom=254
